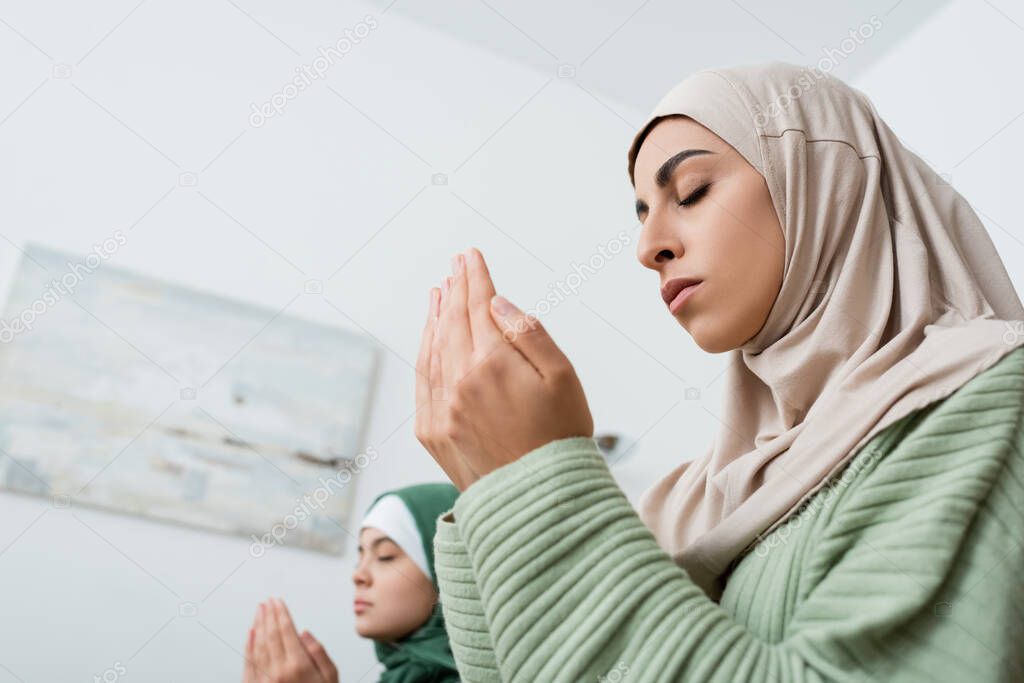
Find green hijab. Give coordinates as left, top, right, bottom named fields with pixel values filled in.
left=361, top=482, right=460, bottom=683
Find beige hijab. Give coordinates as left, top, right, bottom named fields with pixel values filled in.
left=626, top=61, right=1024, bottom=600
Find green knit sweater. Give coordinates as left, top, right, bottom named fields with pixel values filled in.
left=433, top=345, right=1024, bottom=682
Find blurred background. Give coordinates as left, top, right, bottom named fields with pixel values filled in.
left=1, top=0, right=1022, bottom=680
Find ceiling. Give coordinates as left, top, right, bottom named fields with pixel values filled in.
left=366, top=0, right=953, bottom=117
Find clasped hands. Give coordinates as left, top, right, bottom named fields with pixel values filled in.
left=243, top=598, right=338, bottom=683
left=415, top=248, right=594, bottom=491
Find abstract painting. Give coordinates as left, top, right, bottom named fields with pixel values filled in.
left=0, top=243, right=379, bottom=554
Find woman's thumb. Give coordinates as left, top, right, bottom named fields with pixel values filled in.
left=490, top=295, right=567, bottom=373
left=300, top=630, right=338, bottom=681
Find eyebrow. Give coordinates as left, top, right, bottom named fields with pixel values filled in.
left=357, top=536, right=397, bottom=553
left=635, top=148, right=715, bottom=219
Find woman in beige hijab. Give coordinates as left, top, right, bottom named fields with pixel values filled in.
left=416, top=61, right=1024, bottom=681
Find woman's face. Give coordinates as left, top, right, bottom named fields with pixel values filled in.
left=633, top=115, right=785, bottom=353
left=352, top=527, right=437, bottom=642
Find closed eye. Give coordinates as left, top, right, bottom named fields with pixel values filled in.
left=679, top=183, right=711, bottom=207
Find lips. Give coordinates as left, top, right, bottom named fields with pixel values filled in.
left=661, top=277, right=703, bottom=308
left=354, top=599, right=372, bottom=609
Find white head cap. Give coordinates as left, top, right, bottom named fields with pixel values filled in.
left=358, top=494, right=430, bottom=581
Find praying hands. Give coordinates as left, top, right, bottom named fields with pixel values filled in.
left=414, top=247, right=594, bottom=491
left=242, top=598, right=338, bottom=683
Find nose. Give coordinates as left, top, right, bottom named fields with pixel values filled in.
left=636, top=208, right=683, bottom=271
left=352, top=560, right=371, bottom=587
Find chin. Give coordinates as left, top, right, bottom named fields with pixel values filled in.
left=354, top=618, right=379, bottom=639
left=694, top=337, right=735, bottom=355
left=680, top=318, right=737, bottom=355
left=357, top=620, right=404, bottom=643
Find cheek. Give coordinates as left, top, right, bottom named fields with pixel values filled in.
left=374, top=566, right=406, bottom=600
left=706, top=185, right=783, bottom=303
left=694, top=218, right=782, bottom=343
left=701, top=222, right=758, bottom=298
left=379, top=562, right=433, bottom=608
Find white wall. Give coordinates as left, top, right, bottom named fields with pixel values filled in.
left=853, top=0, right=1024, bottom=300
left=0, top=0, right=1018, bottom=681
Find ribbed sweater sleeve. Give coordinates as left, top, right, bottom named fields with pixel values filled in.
left=433, top=349, right=1024, bottom=682
left=434, top=509, right=502, bottom=682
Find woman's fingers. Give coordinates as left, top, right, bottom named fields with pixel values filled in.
left=261, top=600, right=287, bottom=663
left=301, top=631, right=339, bottom=682
left=253, top=602, right=273, bottom=674
left=431, top=281, right=446, bottom=389
left=464, top=248, right=503, bottom=348
left=243, top=626, right=258, bottom=683
left=439, top=254, right=473, bottom=386
left=489, top=295, right=569, bottom=377
left=415, top=288, right=440, bottom=438
left=271, top=599, right=311, bottom=664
